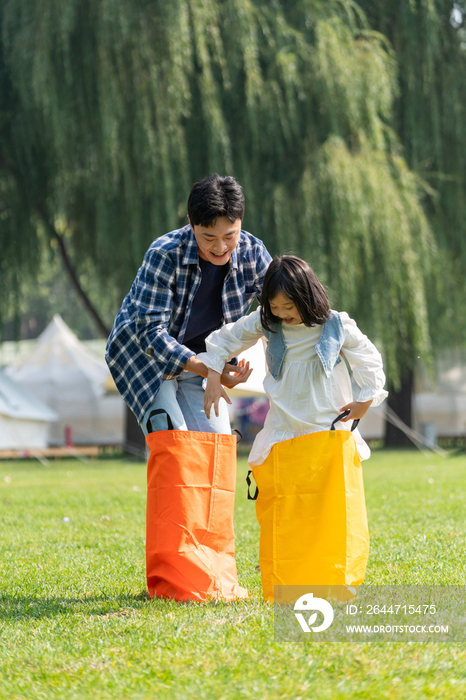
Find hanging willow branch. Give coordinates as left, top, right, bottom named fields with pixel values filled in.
left=0, top=150, right=110, bottom=337
left=1, top=0, right=464, bottom=383
left=33, top=205, right=111, bottom=338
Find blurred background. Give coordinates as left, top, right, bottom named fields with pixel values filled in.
left=1, top=0, right=466, bottom=456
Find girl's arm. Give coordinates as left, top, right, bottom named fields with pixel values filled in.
left=196, top=308, right=264, bottom=375
left=339, top=313, right=388, bottom=422
left=198, top=309, right=264, bottom=418
left=184, top=355, right=251, bottom=389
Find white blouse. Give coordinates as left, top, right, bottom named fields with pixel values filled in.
left=197, top=309, right=388, bottom=465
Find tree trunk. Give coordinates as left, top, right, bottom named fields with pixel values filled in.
left=384, top=369, right=414, bottom=447
left=0, top=150, right=111, bottom=339
left=39, top=209, right=147, bottom=456
left=1, top=153, right=147, bottom=455
left=34, top=204, right=112, bottom=339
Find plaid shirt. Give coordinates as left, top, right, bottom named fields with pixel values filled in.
left=105, top=225, right=272, bottom=423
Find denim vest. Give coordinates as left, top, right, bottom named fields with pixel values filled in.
left=262, top=311, right=345, bottom=379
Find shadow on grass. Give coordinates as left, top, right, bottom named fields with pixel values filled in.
left=0, top=592, right=240, bottom=621
left=0, top=591, right=150, bottom=620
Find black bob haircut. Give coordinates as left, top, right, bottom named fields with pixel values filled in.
left=187, top=173, right=245, bottom=228
left=260, top=255, right=331, bottom=332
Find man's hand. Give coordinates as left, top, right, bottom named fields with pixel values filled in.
left=339, top=399, right=373, bottom=422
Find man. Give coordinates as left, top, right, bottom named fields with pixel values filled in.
left=105, top=174, right=272, bottom=601
left=106, top=173, right=271, bottom=436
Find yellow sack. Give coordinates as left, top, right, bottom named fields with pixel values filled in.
left=251, top=412, right=369, bottom=602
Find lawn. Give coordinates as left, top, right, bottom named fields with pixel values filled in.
left=1, top=448, right=466, bottom=699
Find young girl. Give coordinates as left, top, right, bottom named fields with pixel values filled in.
left=197, top=255, right=388, bottom=601
left=198, top=255, right=387, bottom=465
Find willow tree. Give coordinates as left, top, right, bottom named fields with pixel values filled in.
left=1, top=0, right=452, bottom=441
left=351, top=0, right=466, bottom=442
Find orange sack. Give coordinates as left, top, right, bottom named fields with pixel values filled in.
left=145, top=429, right=248, bottom=602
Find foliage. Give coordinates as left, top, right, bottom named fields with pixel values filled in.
left=1, top=226, right=117, bottom=340
left=359, top=0, right=466, bottom=348
left=1, top=451, right=466, bottom=698
left=2, top=0, right=464, bottom=383
left=360, top=0, right=466, bottom=255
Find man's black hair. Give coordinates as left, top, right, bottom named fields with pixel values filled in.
left=187, top=174, right=245, bottom=227
left=260, top=255, right=331, bottom=332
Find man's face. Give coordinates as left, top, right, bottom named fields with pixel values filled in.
left=190, top=216, right=242, bottom=265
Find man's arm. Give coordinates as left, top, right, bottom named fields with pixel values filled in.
left=184, top=356, right=208, bottom=378
left=132, top=243, right=257, bottom=386
left=184, top=355, right=252, bottom=389
left=131, top=246, right=193, bottom=379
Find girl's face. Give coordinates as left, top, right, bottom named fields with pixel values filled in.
left=269, top=291, right=303, bottom=325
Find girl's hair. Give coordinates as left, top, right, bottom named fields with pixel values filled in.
left=260, top=256, right=330, bottom=332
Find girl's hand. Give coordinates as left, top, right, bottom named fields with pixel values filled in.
left=220, top=359, right=253, bottom=389
left=205, top=369, right=232, bottom=419
left=339, top=399, right=373, bottom=422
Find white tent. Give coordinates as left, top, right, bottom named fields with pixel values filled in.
left=413, top=349, right=466, bottom=439
left=414, top=393, right=466, bottom=438
left=6, top=315, right=124, bottom=446
left=0, top=370, right=57, bottom=450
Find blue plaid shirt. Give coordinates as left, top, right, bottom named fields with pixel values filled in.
left=105, top=225, right=272, bottom=422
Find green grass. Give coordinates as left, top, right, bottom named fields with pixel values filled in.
left=1, top=449, right=466, bottom=699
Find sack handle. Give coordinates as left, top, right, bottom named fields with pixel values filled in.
left=232, top=429, right=243, bottom=443
left=246, top=414, right=359, bottom=501
left=331, top=409, right=360, bottom=432
left=246, top=470, right=258, bottom=501
left=146, top=409, right=174, bottom=434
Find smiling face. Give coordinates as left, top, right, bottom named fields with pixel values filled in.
left=190, top=216, right=242, bottom=265
left=269, top=290, right=303, bottom=325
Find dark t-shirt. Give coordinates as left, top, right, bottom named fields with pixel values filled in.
left=183, top=258, right=229, bottom=354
